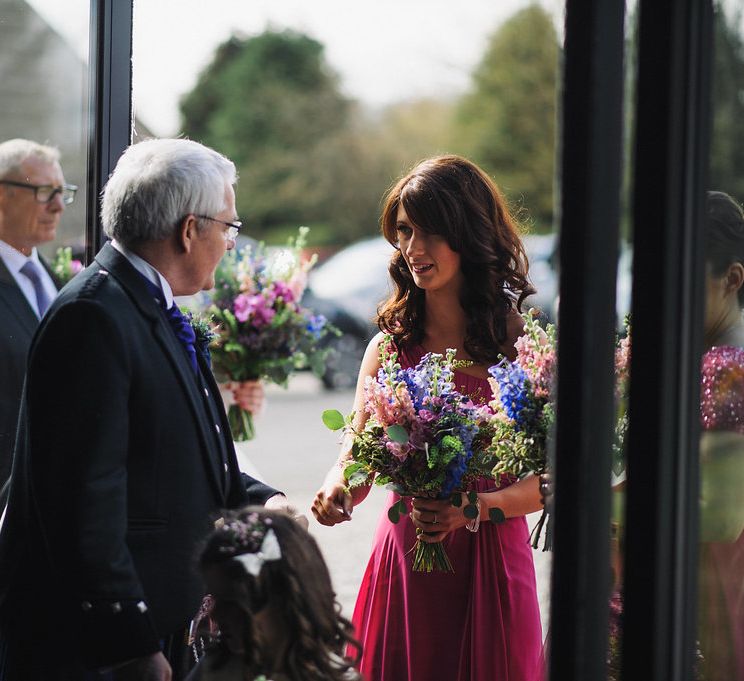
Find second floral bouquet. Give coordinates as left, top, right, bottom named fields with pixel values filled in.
left=207, top=227, right=337, bottom=440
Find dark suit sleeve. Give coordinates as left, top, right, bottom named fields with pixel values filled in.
left=237, top=472, right=281, bottom=506
left=26, top=300, right=160, bottom=667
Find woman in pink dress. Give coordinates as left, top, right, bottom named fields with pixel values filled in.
left=312, top=156, right=544, bottom=681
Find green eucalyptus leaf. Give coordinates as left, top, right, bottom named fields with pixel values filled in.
left=489, top=507, right=506, bottom=524
left=463, top=504, right=479, bottom=520
left=343, top=461, right=365, bottom=477
left=386, top=424, right=409, bottom=444
left=451, top=493, right=463, bottom=508
left=387, top=504, right=401, bottom=524
left=322, top=409, right=346, bottom=431
left=347, top=471, right=370, bottom=488
left=467, top=491, right=478, bottom=504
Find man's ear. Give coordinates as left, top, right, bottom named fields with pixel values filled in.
left=725, top=262, right=744, bottom=297
left=177, top=214, right=200, bottom=254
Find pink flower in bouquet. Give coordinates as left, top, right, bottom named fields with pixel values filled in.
left=233, top=293, right=276, bottom=327
left=71, top=260, right=83, bottom=274
left=514, top=331, right=556, bottom=399
left=615, top=334, right=631, bottom=400
left=364, top=377, right=416, bottom=428
left=272, top=280, right=295, bottom=304
left=386, top=440, right=409, bottom=461
left=288, top=268, right=308, bottom=300
left=251, top=298, right=276, bottom=327
left=233, top=293, right=252, bottom=323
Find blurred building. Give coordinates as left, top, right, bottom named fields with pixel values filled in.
left=0, top=0, right=151, bottom=256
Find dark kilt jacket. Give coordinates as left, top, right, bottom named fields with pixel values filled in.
left=0, top=256, right=60, bottom=485
left=0, top=243, right=279, bottom=672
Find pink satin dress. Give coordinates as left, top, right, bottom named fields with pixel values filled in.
left=351, top=344, right=543, bottom=681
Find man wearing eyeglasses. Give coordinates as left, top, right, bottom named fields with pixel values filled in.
left=0, top=138, right=298, bottom=681
left=0, top=138, right=77, bottom=486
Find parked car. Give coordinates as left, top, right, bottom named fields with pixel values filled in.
left=303, top=238, right=393, bottom=390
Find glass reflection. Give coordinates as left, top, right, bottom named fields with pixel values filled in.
left=697, top=191, right=744, bottom=680
left=0, top=0, right=89, bottom=256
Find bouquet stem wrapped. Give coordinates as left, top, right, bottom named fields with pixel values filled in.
left=227, top=401, right=256, bottom=442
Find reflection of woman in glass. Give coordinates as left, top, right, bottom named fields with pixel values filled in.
left=312, top=156, right=543, bottom=681
left=698, top=190, right=744, bottom=680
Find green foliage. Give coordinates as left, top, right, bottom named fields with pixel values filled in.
left=180, top=30, right=352, bottom=240
left=386, top=424, right=409, bottom=444
left=454, top=4, right=559, bottom=232
left=386, top=498, right=408, bottom=524
left=426, top=435, right=462, bottom=470
left=710, top=2, right=744, bottom=202
left=322, top=409, right=346, bottom=431
left=489, top=507, right=506, bottom=524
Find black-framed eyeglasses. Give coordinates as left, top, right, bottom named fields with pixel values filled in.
left=0, top=180, right=77, bottom=205
left=195, top=215, right=242, bottom=241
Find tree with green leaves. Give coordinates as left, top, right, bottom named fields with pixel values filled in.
left=180, top=30, right=351, bottom=242
left=455, top=4, right=560, bottom=232
left=710, top=2, right=744, bottom=203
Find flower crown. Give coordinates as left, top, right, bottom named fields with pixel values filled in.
left=217, top=512, right=282, bottom=577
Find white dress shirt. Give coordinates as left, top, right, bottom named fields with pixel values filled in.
left=0, top=239, right=59, bottom=318
left=110, top=239, right=176, bottom=309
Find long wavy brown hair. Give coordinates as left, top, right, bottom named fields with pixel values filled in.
left=377, top=155, right=535, bottom=363
left=198, top=507, right=361, bottom=681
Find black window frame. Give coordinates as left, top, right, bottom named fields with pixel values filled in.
left=86, top=0, right=133, bottom=263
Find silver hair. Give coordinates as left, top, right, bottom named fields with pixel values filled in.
left=0, top=139, right=61, bottom=179
left=101, top=138, right=237, bottom=246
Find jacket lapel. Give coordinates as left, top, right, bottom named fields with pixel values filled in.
left=94, top=243, right=226, bottom=502
left=0, top=258, right=40, bottom=336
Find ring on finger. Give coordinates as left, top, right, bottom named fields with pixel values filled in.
left=432, top=512, right=438, bottom=525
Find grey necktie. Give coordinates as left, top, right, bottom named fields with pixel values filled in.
left=20, top=260, right=52, bottom=318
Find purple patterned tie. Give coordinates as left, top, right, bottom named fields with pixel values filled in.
left=139, top=274, right=198, bottom=374
left=20, top=260, right=52, bottom=318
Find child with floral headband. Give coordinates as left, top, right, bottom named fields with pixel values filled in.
left=186, top=507, right=361, bottom=681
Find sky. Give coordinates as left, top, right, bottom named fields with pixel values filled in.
left=26, top=0, right=562, bottom=136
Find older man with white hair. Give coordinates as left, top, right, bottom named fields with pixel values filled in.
left=0, top=138, right=289, bottom=680
left=0, top=139, right=77, bottom=484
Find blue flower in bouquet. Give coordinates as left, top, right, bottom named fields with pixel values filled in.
left=306, top=314, right=328, bottom=340
left=489, top=360, right=531, bottom=427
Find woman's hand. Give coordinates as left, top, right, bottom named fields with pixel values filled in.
left=410, top=497, right=472, bottom=543
left=312, top=468, right=354, bottom=526
left=311, top=466, right=371, bottom=526
left=226, top=379, right=265, bottom=414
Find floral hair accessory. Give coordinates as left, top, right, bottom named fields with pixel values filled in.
left=217, top=512, right=282, bottom=576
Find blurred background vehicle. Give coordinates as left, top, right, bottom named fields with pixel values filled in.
left=302, top=237, right=394, bottom=390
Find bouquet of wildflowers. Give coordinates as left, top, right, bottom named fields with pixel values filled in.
left=486, top=311, right=557, bottom=549
left=322, top=337, right=502, bottom=573
left=207, top=227, right=337, bottom=441
left=51, top=246, right=83, bottom=285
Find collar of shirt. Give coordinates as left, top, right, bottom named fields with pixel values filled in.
left=0, top=238, right=43, bottom=275
left=111, top=239, right=175, bottom=310
left=0, top=238, right=57, bottom=318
